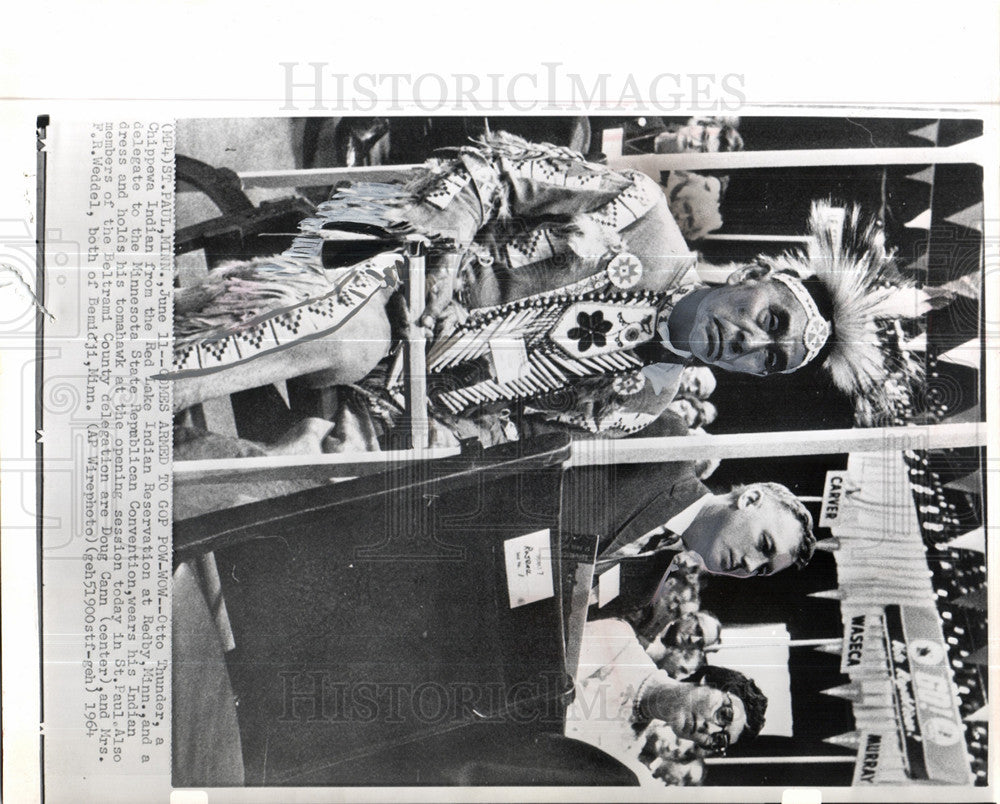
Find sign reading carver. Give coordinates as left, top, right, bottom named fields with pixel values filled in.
left=819, top=470, right=858, bottom=528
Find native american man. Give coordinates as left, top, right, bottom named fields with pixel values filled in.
left=167, top=134, right=922, bottom=437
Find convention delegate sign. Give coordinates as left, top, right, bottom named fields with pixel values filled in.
left=819, top=470, right=857, bottom=529
left=839, top=610, right=884, bottom=676
left=852, top=731, right=903, bottom=786
left=882, top=604, right=972, bottom=784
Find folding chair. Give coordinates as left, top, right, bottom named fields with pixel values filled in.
left=175, top=153, right=318, bottom=267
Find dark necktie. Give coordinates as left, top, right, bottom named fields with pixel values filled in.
left=640, top=527, right=679, bottom=555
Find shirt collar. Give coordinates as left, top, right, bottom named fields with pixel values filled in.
left=664, top=493, right=712, bottom=537
left=640, top=362, right=683, bottom=396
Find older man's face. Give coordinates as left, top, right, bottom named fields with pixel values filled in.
left=668, top=685, right=747, bottom=752
left=665, top=612, right=721, bottom=650
left=668, top=397, right=699, bottom=428
left=664, top=171, right=724, bottom=241
left=685, top=277, right=813, bottom=376
left=678, top=366, right=716, bottom=399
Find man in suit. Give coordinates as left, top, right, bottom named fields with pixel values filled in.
left=561, top=459, right=816, bottom=616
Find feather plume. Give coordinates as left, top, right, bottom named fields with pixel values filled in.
left=761, top=201, right=924, bottom=424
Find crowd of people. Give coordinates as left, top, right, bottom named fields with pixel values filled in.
left=566, top=551, right=768, bottom=787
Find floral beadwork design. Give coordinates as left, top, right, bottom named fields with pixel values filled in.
left=567, top=310, right=614, bottom=352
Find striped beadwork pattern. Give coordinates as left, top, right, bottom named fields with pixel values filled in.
left=172, top=253, right=404, bottom=379
left=427, top=289, right=673, bottom=414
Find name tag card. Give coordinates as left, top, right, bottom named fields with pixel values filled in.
left=503, top=529, right=555, bottom=608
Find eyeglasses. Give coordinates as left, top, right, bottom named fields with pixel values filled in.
left=715, top=694, right=735, bottom=728
left=705, top=694, right=735, bottom=754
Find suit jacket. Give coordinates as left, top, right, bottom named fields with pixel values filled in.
left=561, top=457, right=709, bottom=615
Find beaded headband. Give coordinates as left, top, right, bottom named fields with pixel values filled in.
left=770, top=271, right=831, bottom=372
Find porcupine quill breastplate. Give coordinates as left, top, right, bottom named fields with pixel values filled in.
left=427, top=282, right=689, bottom=414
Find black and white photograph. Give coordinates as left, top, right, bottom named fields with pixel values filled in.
left=167, top=115, right=988, bottom=789
left=5, top=5, right=998, bottom=803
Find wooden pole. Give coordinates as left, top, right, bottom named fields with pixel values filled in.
left=405, top=237, right=429, bottom=449
left=237, top=138, right=983, bottom=191
left=239, top=164, right=420, bottom=189
left=701, top=233, right=812, bottom=243
left=704, top=756, right=856, bottom=765
left=173, top=421, right=986, bottom=486
left=565, top=421, right=985, bottom=468
left=609, top=139, right=983, bottom=178
left=706, top=637, right=842, bottom=653
left=173, top=447, right=461, bottom=486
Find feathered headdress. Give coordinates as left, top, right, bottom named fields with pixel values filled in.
left=759, top=201, right=925, bottom=424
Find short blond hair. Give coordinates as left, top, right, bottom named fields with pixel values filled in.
left=729, top=482, right=816, bottom=570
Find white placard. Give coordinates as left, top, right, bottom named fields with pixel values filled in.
left=489, top=337, right=531, bottom=385
left=819, top=470, right=857, bottom=528
left=502, top=529, right=555, bottom=609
